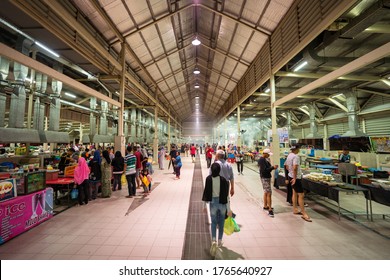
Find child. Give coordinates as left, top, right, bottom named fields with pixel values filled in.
left=173, top=151, right=182, bottom=179
left=139, top=169, right=152, bottom=194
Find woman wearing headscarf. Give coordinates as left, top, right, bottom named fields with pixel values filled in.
left=101, top=150, right=112, bottom=198
left=89, top=150, right=102, bottom=199
left=158, top=146, right=165, bottom=170
left=74, top=157, right=90, bottom=205
left=111, top=151, right=125, bottom=191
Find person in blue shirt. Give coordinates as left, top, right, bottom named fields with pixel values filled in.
left=339, top=147, right=351, bottom=163
left=173, top=151, right=182, bottom=179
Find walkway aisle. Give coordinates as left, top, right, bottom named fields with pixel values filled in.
left=199, top=157, right=390, bottom=260
left=0, top=156, right=195, bottom=260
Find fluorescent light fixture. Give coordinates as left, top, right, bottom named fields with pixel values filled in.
left=35, top=41, right=60, bottom=58
left=253, top=114, right=256, bottom=116
left=195, top=96, right=199, bottom=99
left=332, top=93, right=344, bottom=99
left=64, top=92, right=77, bottom=98
left=193, top=67, right=200, bottom=74
left=265, top=88, right=270, bottom=93
left=25, top=77, right=32, bottom=82
left=194, top=83, right=200, bottom=89
left=192, top=37, right=201, bottom=46
left=293, top=61, right=308, bottom=72
left=0, top=18, right=34, bottom=41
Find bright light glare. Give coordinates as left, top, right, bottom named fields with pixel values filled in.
left=65, top=92, right=77, bottom=98
left=293, top=61, right=308, bottom=72
left=35, top=41, right=60, bottom=57
left=192, top=37, right=201, bottom=46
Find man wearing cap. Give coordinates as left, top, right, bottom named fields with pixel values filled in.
left=258, top=148, right=278, bottom=217
left=285, top=145, right=311, bottom=222
left=211, top=150, right=235, bottom=197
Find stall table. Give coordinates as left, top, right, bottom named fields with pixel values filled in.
left=46, top=177, right=75, bottom=211
left=302, top=178, right=372, bottom=221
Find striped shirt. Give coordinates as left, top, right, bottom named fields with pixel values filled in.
left=125, top=153, right=136, bottom=175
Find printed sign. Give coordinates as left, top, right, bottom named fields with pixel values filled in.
left=0, top=188, right=53, bottom=244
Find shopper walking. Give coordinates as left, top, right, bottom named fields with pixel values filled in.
left=234, top=146, right=244, bottom=175
left=190, top=144, right=196, bottom=163
left=202, top=162, right=230, bottom=257
left=111, top=151, right=125, bottom=191
left=158, top=146, right=165, bottom=170
left=205, top=145, right=214, bottom=168
left=285, top=144, right=311, bottom=222
left=100, top=150, right=112, bottom=198
left=212, top=150, right=235, bottom=197
left=124, top=146, right=137, bottom=197
left=258, top=148, right=278, bottom=217
left=74, top=157, right=90, bottom=205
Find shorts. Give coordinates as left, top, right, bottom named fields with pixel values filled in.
left=289, top=177, right=304, bottom=193
left=261, top=178, right=272, bottom=193
left=191, top=154, right=195, bottom=157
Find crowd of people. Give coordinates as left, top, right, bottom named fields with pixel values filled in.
left=62, top=143, right=153, bottom=205
left=60, top=141, right=314, bottom=257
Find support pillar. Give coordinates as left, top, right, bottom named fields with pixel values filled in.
left=270, top=75, right=280, bottom=167
left=237, top=106, right=241, bottom=147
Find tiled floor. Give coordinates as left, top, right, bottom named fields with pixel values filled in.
left=1, top=154, right=390, bottom=260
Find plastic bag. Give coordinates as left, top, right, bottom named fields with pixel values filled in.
left=121, top=174, right=127, bottom=186
left=70, top=188, right=78, bottom=200
left=224, top=217, right=235, bottom=235
left=224, top=217, right=240, bottom=235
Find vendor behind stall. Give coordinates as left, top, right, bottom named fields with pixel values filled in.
left=339, top=147, right=351, bottom=163
left=58, top=148, right=77, bottom=172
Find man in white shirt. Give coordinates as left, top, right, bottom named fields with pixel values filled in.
left=285, top=145, right=311, bottom=222
left=234, top=146, right=244, bottom=175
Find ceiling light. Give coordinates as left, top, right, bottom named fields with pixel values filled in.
left=192, top=36, right=201, bottom=46
left=194, top=83, right=200, bottom=89
left=331, top=93, right=344, bottom=99
left=65, top=92, right=77, bottom=98
left=193, top=67, right=200, bottom=74
left=35, top=41, right=60, bottom=58
left=265, top=88, right=270, bottom=93
left=195, top=96, right=199, bottom=99
left=293, top=61, right=308, bottom=72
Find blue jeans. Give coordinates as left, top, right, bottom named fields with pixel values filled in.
left=210, top=197, right=227, bottom=241
left=126, top=173, right=136, bottom=196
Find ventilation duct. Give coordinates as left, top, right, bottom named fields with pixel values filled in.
left=49, top=75, right=61, bottom=132
left=286, top=111, right=296, bottom=139
left=305, top=104, right=318, bottom=138
left=0, top=128, right=40, bottom=143
left=33, top=97, right=45, bottom=131
left=100, top=100, right=108, bottom=135
left=124, top=110, right=129, bottom=138
left=89, top=97, right=97, bottom=143
left=9, top=38, right=30, bottom=128
left=305, top=0, right=390, bottom=68
left=342, top=93, right=367, bottom=137
left=0, top=56, right=10, bottom=127
left=129, top=108, right=136, bottom=143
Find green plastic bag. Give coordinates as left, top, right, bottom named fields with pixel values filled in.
left=232, top=217, right=240, bottom=232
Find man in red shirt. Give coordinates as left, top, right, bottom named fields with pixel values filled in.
left=134, top=144, right=143, bottom=188
left=205, top=145, right=214, bottom=168
left=190, top=144, right=196, bottom=163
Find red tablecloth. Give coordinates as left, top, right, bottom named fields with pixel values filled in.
left=46, top=178, right=74, bottom=185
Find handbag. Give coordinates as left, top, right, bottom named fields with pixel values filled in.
left=141, top=175, right=150, bottom=186
left=70, top=188, right=78, bottom=200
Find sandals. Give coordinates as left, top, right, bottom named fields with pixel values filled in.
left=301, top=216, right=312, bottom=222
left=293, top=212, right=302, bottom=215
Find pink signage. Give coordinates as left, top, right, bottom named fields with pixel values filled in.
left=0, top=188, right=53, bottom=244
